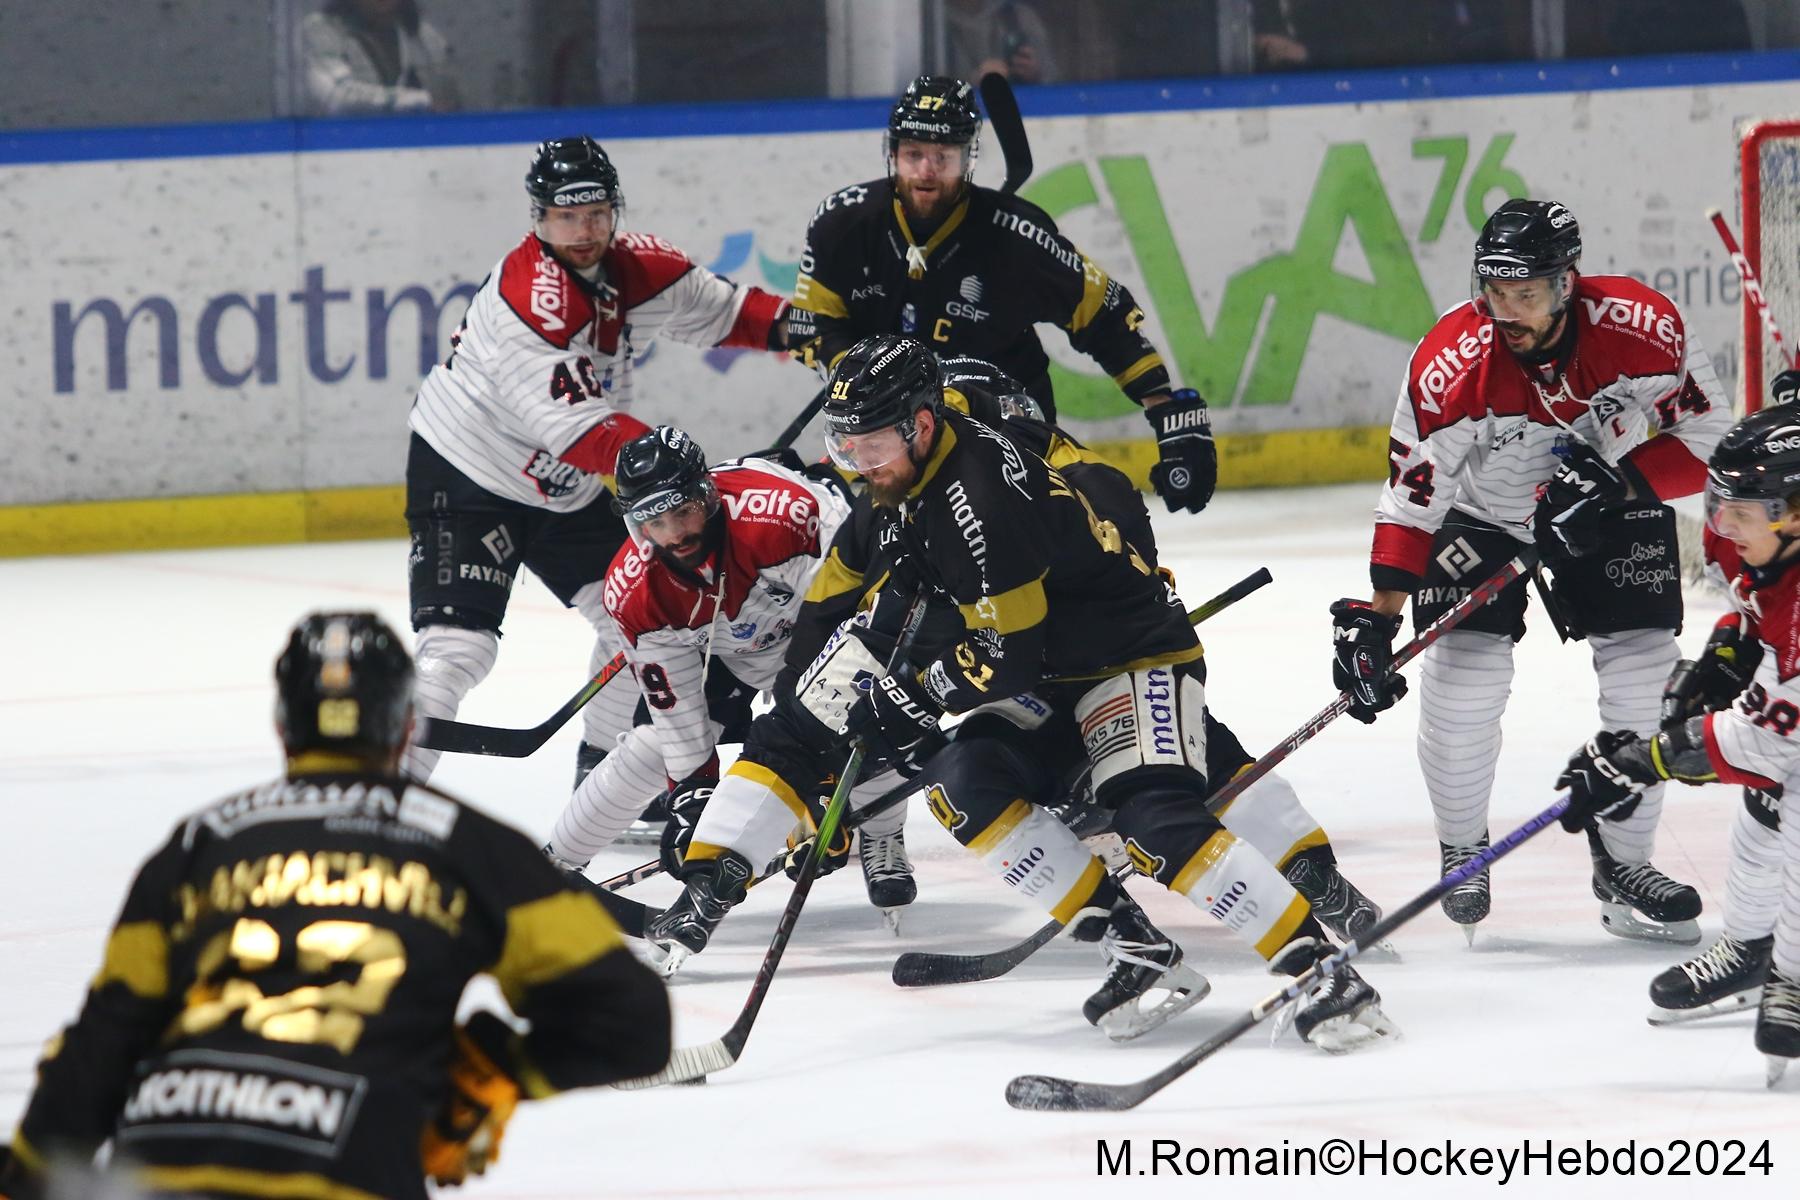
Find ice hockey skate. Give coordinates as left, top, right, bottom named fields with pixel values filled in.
left=644, top=852, right=753, bottom=977
left=1270, top=936, right=1398, bottom=1053
left=1284, top=848, right=1394, bottom=957
left=1647, top=935, right=1771, bottom=1026
left=1587, top=827, right=1701, bottom=945
left=1439, top=838, right=1491, bottom=944
left=1080, top=897, right=1209, bottom=1042
left=1757, top=969, right=1800, bottom=1087
left=859, top=828, right=917, bottom=934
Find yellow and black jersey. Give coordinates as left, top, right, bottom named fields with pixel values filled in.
left=796, top=409, right=1198, bottom=716
left=787, top=177, right=1169, bottom=421
left=4, top=769, right=669, bottom=1200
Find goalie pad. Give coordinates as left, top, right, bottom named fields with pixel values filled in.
left=1074, top=664, right=1208, bottom=800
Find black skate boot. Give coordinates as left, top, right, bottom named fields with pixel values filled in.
left=1757, top=969, right=1800, bottom=1087
left=1284, top=846, right=1389, bottom=950
left=644, top=851, right=753, bottom=977
left=1648, top=934, right=1772, bottom=1025
left=1270, top=936, right=1398, bottom=1053
left=858, top=828, right=917, bottom=934
left=1081, top=894, right=1209, bottom=1041
left=573, top=740, right=607, bottom=791
left=1587, top=827, right=1702, bottom=945
left=1439, top=837, right=1491, bottom=943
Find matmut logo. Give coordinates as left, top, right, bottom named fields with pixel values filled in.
left=530, top=257, right=567, bottom=331
left=1415, top=323, right=1493, bottom=412
left=1581, top=295, right=1680, bottom=350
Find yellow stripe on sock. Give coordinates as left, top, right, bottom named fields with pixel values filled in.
left=1255, top=893, right=1315, bottom=959
left=1170, top=830, right=1236, bottom=896
left=967, top=799, right=1034, bottom=857
left=1050, top=856, right=1108, bottom=924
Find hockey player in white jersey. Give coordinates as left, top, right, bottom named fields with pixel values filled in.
left=536, top=425, right=930, bottom=918
left=403, top=136, right=796, bottom=788
left=1558, top=400, right=1800, bottom=1083
left=1329, top=199, right=1730, bottom=944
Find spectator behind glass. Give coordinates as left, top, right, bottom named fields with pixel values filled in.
left=302, top=0, right=461, bottom=114
left=953, top=1, right=1059, bottom=83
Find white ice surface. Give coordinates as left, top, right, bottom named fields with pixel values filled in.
left=5, top=482, right=1799, bottom=1199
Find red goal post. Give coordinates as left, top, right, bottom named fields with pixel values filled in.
left=1741, top=117, right=1800, bottom=413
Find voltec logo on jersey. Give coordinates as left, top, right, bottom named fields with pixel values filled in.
left=723, top=488, right=815, bottom=536
left=1416, top=324, right=1493, bottom=412
left=523, top=450, right=584, bottom=499
left=603, top=541, right=654, bottom=612
left=1582, top=295, right=1680, bottom=350
left=118, top=1054, right=365, bottom=1153
left=529, top=257, right=567, bottom=332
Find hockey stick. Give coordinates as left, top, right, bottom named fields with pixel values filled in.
left=415, top=650, right=630, bottom=757
left=1709, top=206, right=1798, bottom=373
left=612, top=591, right=933, bottom=1089
left=891, top=558, right=1523, bottom=990
left=1005, top=792, right=1571, bottom=1111
left=890, top=568, right=1273, bottom=988
left=978, top=72, right=1033, bottom=196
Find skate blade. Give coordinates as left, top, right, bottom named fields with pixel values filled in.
left=1645, top=989, right=1760, bottom=1027
left=1098, top=967, right=1211, bottom=1042
left=1598, top=903, right=1701, bottom=946
left=1767, top=1056, right=1791, bottom=1088
left=616, top=822, right=666, bottom=847
left=1305, top=1004, right=1400, bottom=1055
left=880, top=907, right=904, bottom=936
left=1461, top=924, right=1478, bottom=948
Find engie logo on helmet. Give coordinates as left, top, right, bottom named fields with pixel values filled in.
left=1548, top=205, right=1576, bottom=229
left=553, top=189, right=611, bottom=206
left=1476, top=262, right=1531, bottom=278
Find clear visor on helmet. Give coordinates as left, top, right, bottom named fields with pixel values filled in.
left=623, top=478, right=719, bottom=550
left=995, top=391, right=1045, bottom=422
left=887, top=138, right=974, bottom=181
left=825, top=422, right=914, bottom=474
left=1704, top=475, right=1787, bottom=537
left=534, top=200, right=619, bottom=247
left=1471, top=268, right=1568, bottom=323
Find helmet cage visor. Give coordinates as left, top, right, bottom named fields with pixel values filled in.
left=825, top=416, right=919, bottom=474
left=623, top=477, right=719, bottom=549
left=1470, top=265, right=1572, bottom=322
left=534, top=199, right=620, bottom=247
left=1705, top=465, right=1800, bottom=536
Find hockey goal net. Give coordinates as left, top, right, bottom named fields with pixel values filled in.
left=1741, top=117, right=1800, bottom=411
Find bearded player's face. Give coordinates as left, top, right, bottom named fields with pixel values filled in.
left=893, top=140, right=969, bottom=224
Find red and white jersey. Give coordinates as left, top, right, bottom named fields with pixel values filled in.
left=1705, top=556, right=1800, bottom=789
left=602, top=459, right=851, bottom=778
left=1371, top=274, right=1730, bottom=582
left=410, top=232, right=787, bottom=511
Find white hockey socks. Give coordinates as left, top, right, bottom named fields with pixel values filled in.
left=1418, top=630, right=1515, bottom=847
left=402, top=625, right=498, bottom=781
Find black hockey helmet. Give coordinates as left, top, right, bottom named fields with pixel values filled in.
left=887, top=75, right=981, bottom=156
left=275, top=611, right=414, bottom=759
left=526, top=135, right=624, bottom=213
left=1473, top=199, right=1581, bottom=282
left=1705, top=403, right=1800, bottom=534
left=613, top=426, right=721, bottom=556
left=822, top=335, right=943, bottom=472
left=939, top=354, right=1044, bottom=422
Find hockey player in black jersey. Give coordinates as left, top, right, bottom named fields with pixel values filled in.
left=787, top=75, right=1217, bottom=516
left=650, top=336, right=1396, bottom=1050
left=0, top=613, right=669, bottom=1200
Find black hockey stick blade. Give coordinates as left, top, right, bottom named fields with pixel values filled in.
left=893, top=917, right=1060, bottom=987
left=415, top=651, right=630, bottom=757
left=979, top=72, right=1032, bottom=195
left=1004, top=794, right=1571, bottom=1112
left=1186, top=566, right=1271, bottom=624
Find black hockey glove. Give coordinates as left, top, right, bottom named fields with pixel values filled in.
left=874, top=508, right=930, bottom=596
left=1329, top=599, right=1408, bottom=723
left=1555, top=730, right=1661, bottom=832
left=1771, top=367, right=1800, bottom=408
left=1660, top=615, right=1762, bottom=728
left=845, top=669, right=941, bottom=760
left=1536, top=443, right=1628, bottom=560
left=658, top=777, right=716, bottom=877
left=1145, top=389, right=1218, bottom=515
left=783, top=819, right=853, bottom=882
